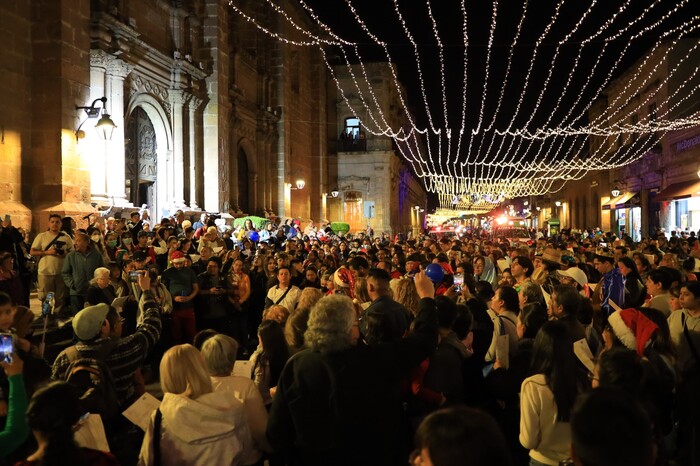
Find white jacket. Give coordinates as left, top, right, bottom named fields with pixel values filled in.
left=138, top=391, right=253, bottom=466
left=211, top=375, right=271, bottom=463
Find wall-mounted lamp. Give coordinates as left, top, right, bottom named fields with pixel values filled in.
left=523, top=200, right=529, bottom=206
left=611, top=188, right=621, bottom=198
left=555, top=201, right=562, bottom=207
left=414, top=205, right=420, bottom=211
left=331, top=189, right=339, bottom=198
left=419, top=208, right=424, bottom=213
left=289, top=178, right=305, bottom=190
left=75, top=97, right=116, bottom=141
left=536, top=206, right=541, bottom=211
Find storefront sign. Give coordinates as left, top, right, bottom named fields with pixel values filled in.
left=675, top=134, right=700, bottom=153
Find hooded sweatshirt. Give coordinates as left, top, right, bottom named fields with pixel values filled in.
left=138, top=391, right=253, bottom=466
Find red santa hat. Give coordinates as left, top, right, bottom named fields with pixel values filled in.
left=333, top=268, right=356, bottom=300
left=607, top=308, right=659, bottom=357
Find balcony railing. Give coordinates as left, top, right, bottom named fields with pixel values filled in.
left=338, top=137, right=367, bottom=152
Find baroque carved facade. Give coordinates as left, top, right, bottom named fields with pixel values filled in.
left=0, top=0, right=335, bottom=231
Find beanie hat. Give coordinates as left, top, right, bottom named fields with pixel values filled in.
left=607, top=308, right=659, bottom=356
left=73, top=303, right=110, bottom=341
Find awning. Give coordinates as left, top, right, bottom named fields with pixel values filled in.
left=656, top=179, right=700, bottom=202
left=612, top=192, right=638, bottom=209
left=602, top=193, right=624, bottom=210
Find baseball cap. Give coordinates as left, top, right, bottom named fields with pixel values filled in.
left=557, top=267, right=588, bottom=287
left=73, top=303, right=110, bottom=341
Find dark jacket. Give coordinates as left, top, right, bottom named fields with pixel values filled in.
left=85, top=284, right=116, bottom=306
left=61, top=246, right=105, bottom=296
left=360, top=295, right=412, bottom=342
left=267, top=297, right=438, bottom=466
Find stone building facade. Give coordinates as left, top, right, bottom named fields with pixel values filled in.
left=0, top=0, right=331, bottom=232
left=328, top=63, right=427, bottom=235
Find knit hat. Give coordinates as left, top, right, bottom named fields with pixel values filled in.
left=607, top=308, right=659, bottom=356
left=170, top=250, right=186, bottom=263
left=73, top=303, right=110, bottom=341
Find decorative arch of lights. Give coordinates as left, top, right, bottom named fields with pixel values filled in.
left=229, top=0, right=700, bottom=203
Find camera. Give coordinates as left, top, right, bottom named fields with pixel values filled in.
left=54, top=240, right=66, bottom=255
left=129, top=270, right=142, bottom=282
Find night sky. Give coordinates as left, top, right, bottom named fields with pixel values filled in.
left=235, top=0, right=699, bottom=208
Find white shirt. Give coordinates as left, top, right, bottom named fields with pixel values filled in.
left=265, top=285, right=301, bottom=312
left=520, top=373, right=572, bottom=465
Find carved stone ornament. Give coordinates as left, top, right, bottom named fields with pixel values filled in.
left=127, top=74, right=170, bottom=102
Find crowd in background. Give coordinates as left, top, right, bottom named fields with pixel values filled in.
left=0, top=209, right=698, bottom=465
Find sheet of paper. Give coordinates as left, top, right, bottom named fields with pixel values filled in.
left=542, top=288, right=551, bottom=307
left=573, top=338, right=596, bottom=373
left=495, top=334, right=509, bottom=370
left=588, top=283, right=597, bottom=292
left=232, top=360, right=253, bottom=379
left=122, top=392, right=161, bottom=432
left=111, top=296, right=129, bottom=310
left=609, top=299, right=623, bottom=313
left=75, top=414, right=110, bottom=452
left=496, top=259, right=510, bottom=273
left=212, top=246, right=223, bottom=253
left=189, top=254, right=201, bottom=263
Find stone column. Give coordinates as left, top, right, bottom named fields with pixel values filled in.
left=88, top=50, right=132, bottom=206
left=202, top=0, right=230, bottom=212
left=105, top=55, right=132, bottom=205
left=188, top=96, right=203, bottom=210
left=169, top=89, right=187, bottom=207
left=88, top=51, right=108, bottom=201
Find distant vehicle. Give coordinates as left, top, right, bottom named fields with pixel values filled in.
left=492, top=216, right=531, bottom=244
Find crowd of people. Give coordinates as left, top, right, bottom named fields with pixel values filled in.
left=0, top=209, right=699, bottom=466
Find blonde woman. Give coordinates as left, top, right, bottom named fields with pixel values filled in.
left=138, top=344, right=253, bottom=466
left=392, top=277, right=421, bottom=316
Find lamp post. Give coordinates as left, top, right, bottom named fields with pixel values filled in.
left=75, top=97, right=116, bottom=141
left=288, top=177, right=305, bottom=219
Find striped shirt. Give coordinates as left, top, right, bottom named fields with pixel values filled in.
left=51, top=290, right=162, bottom=407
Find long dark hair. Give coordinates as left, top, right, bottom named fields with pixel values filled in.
left=258, top=320, right=291, bottom=386
left=530, top=321, right=583, bottom=422
left=26, top=382, right=86, bottom=466
left=617, top=256, right=642, bottom=282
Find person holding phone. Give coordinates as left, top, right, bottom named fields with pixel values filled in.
left=0, top=353, right=29, bottom=458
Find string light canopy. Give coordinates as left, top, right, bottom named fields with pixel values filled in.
left=229, top=0, right=700, bottom=199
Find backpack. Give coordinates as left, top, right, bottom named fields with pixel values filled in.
left=64, top=340, right=121, bottom=423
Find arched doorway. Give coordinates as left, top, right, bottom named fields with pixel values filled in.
left=237, top=147, right=250, bottom=213
left=125, top=107, right=157, bottom=208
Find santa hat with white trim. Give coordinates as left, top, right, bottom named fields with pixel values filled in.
left=607, top=308, right=659, bottom=357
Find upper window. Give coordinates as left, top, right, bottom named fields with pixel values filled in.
left=344, top=118, right=360, bottom=139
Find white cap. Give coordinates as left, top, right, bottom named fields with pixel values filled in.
left=557, top=267, right=588, bottom=288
